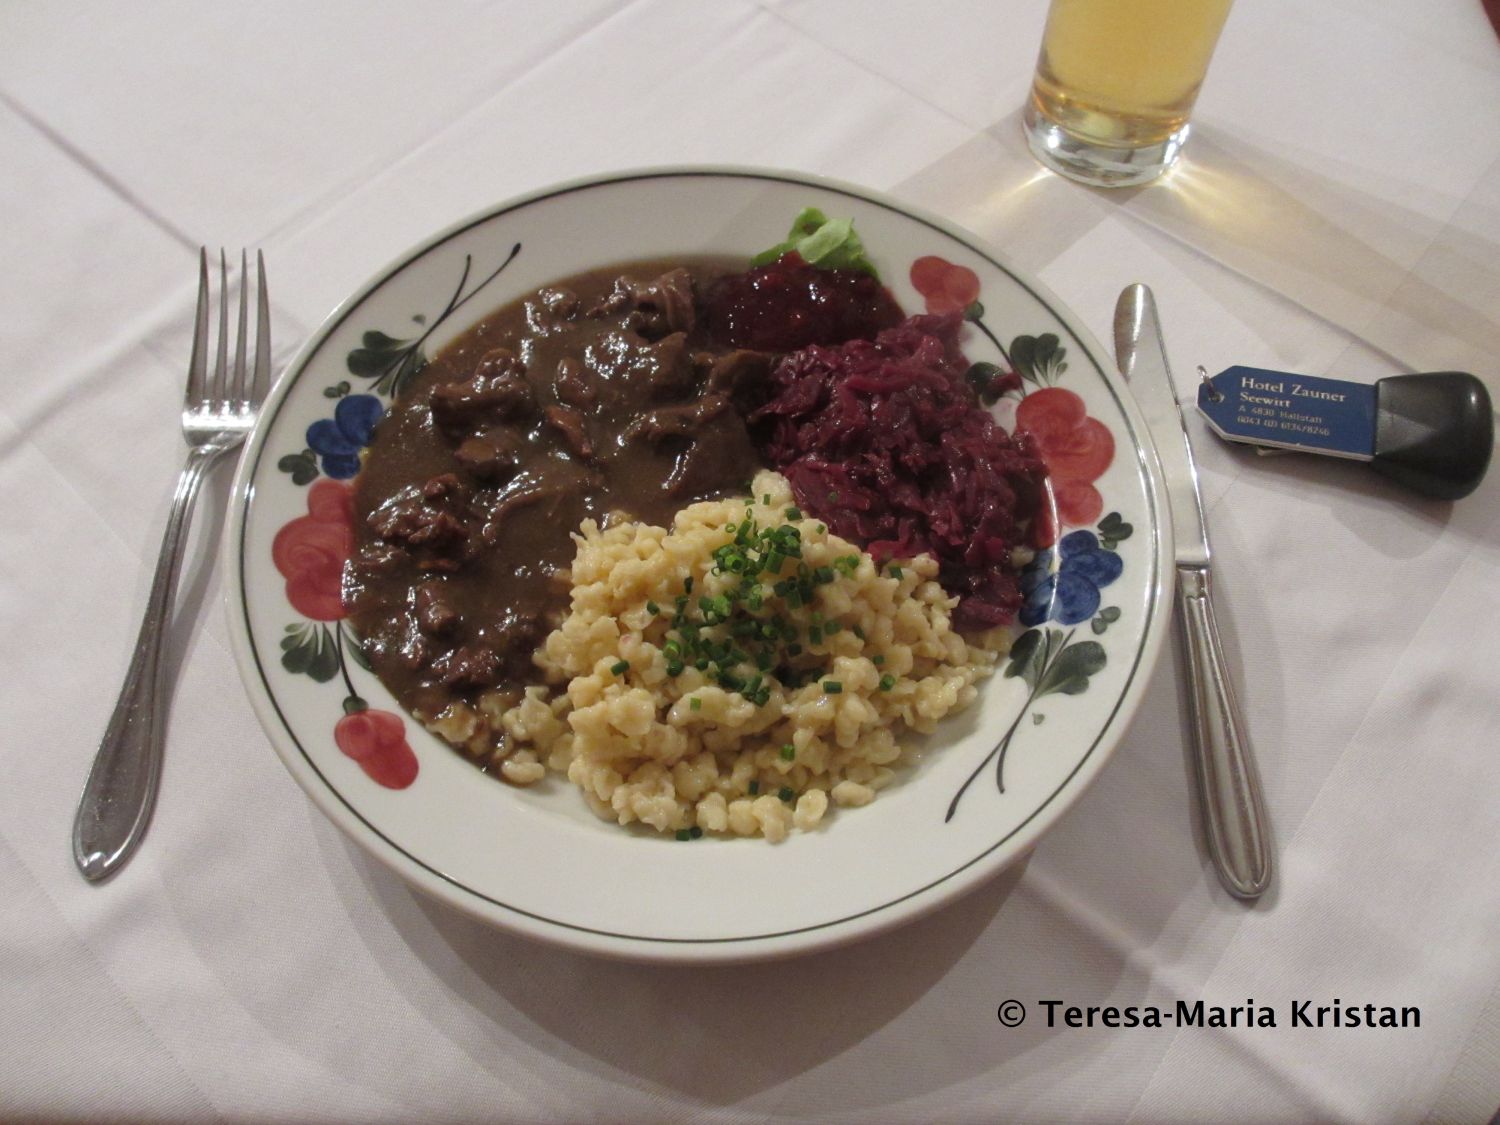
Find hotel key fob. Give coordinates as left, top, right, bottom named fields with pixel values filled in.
left=1197, top=367, right=1494, bottom=500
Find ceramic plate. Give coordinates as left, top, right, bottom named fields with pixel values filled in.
left=226, top=166, right=1172, bottom=963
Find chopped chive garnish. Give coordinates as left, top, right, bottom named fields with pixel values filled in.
left=610, top=660, right=629, bottom=675
left=646, top=600, right=660, bottom=615
left=689, top=696, right=702, bottom=711
left=779, top=787, right=794, bottom=802
left=653, top=506, right=889, bottom=712
left=690, top=826, right=703, bottom=839
left=780, top=744, right=796, bottom=761
left=852, top=624, right=866, bottom=640
left=872, top=653, right=885, bottom=665
left=879, top=673, right=896, bottom=691
left=889, top=564, right=903, bottom=578
left=676, top=829, right=691, bottom=841
left=763, top=493, right=771, bottom=505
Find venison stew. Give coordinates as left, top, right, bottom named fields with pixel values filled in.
left=344, top=260, right=756, bottom=724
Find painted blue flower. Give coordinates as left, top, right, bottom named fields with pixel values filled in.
left=1019, top=530, right=1123, bottom=626
left=306, top=394, right=384, bottom=479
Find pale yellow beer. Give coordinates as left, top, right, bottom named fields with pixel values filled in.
left=1024, top=0, right=1234, bottom=185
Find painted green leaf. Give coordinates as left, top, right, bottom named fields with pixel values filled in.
left=965, top=361, right=1003, bottom=404
left=362, top=330, right=402, bottom=350
left=1009, top=335, right=1037, bottom=381
left=1098, top=511, right=1134, bottom=542
left=347, top=344, right=395, bottom=378
left=1012, top=333, right=1070, bottom=384
left=276, top=451, right=318, bottom=486
left=280, top=622, right=339, bottom=683
left=1003, top=628, right=1047, bottom=691
left=1037, top=640, right=1106, bottom=697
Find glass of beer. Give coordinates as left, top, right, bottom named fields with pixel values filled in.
left=1023, top=0, right=1234, bottom=187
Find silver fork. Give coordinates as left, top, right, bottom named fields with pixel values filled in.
left=72, top=249, right=271, bottom=882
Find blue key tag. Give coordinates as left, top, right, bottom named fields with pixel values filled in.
left=1197, top=366, right=1493, bottom=499
left=1197, top=366, right=1376, bottom=459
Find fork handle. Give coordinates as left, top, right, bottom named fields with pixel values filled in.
left=73, top=444, right=226, bottom=881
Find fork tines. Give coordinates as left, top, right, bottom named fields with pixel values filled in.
left=188, top=248, right=270, bottom=416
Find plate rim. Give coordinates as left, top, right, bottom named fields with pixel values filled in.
left=224, top=162, right=1174, bottom=963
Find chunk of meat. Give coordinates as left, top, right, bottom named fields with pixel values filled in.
left=591, top=268, right=698, bottom=341
left=642, top=331, right=695, bottom=401
left=705, top=348, right=774, bottom=408
left=629, top=268, right=696, bottom=340
left=555, top=357, right=597, bottom=411
left=525, top=287, right=581, bottom=335
left=414, top=580, right=459, bottom=637
left=478, top=483, right=578, bottom=547
left=453, top=429, right=522, bottom=483
left=430, top=348, right=536, bottom=439
left=537, top=287, right=579, bottom=319
left=544, top=405, right=593, bottom=461
left=366, top=475, right=475, bottom=565
left=624, top=393, right=734, bottom=444
left=482, top=609, right=547, bottom=677
left=663, top=411, right=761, bottom=500
left=429, top=644, right=502, bottom=690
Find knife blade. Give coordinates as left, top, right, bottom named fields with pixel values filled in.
left=1113, top=284, right=1273, bottom=900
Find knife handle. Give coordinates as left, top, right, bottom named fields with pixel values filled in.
left=1176, top=565, right=1273, bottom=899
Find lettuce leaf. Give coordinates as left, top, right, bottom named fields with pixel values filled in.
left=751, top=207, right=879, bottom=278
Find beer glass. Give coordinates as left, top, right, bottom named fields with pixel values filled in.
left=1023, top=0, right=1234, bottom=187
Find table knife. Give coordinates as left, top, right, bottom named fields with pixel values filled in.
left=1113, top=284, right=1273, bottom=900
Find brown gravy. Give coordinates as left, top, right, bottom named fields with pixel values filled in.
left=343, top=258, right=769, bottom=734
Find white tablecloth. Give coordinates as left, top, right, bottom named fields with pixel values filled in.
left=4, top=2, right=1498, bottom=1121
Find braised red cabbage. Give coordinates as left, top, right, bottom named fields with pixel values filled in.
left=750, top=313, right=1046, bottom=630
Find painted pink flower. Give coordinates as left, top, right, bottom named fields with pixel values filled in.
left=910, top=255, right=981, bottom=315
left=272, top=478, right=354, bottom=621
left=1014, top=387, right=1115, bottom=541
left=335, top=705, right=418, bottom=789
